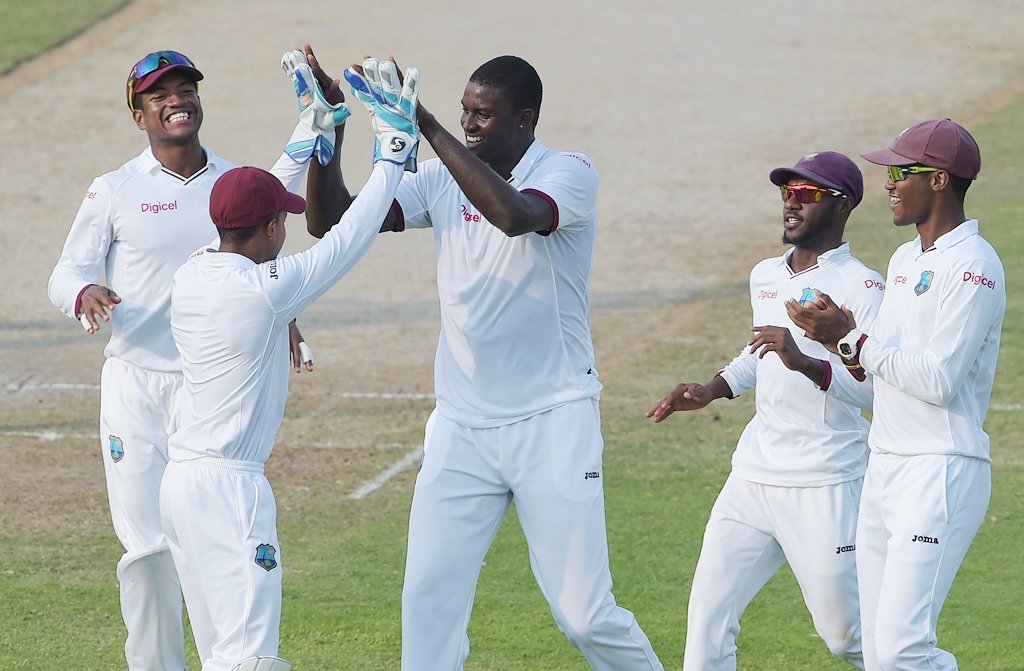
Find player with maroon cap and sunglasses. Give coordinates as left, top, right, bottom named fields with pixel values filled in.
left=789, top=119, right=1005, bottom=671
left=47, top=50, right=325, bottom=670
left=649, top=151, right=883, bottom=671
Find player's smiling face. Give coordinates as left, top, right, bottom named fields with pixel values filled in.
left=133, top=72, right=203, bottom=143
left=781, top=179, right=845, bottom=247
left=885, top=169, right=937, bottom=228
left=460, top=82, right=531, bottom=173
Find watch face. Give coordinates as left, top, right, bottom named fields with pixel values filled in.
left=839, top=343, right=853, bottom=357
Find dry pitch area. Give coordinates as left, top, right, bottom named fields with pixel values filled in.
left=2, top=0, right=1024, bottom=552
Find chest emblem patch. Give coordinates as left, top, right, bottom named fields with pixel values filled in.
left=914, top=270, right=935, bottom=296
left=798, top=287, right=820, bottom=307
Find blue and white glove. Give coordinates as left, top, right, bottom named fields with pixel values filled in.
left=282, top=50, right=351, bottom=165
left=343, top=59, right=420, bottom=172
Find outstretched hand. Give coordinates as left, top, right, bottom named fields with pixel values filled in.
left=282, top=48, right=351, bottom=165
left=646, top=383, right=715, bottom=423
left=302, top=44, right=345, bottom=107
left=343, top=57, right=420, bottom=171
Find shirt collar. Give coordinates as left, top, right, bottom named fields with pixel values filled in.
left=140, top=145, right=229, bottom=177
left=508, top=139, right=548, bottom=185
left=783, top=241, right=852, bottom=272
left=933, top=219, right=980, bottom=252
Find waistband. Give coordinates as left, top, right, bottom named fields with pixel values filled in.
left=168, top=456, right=264, bottom=474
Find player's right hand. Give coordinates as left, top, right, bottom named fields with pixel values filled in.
left=78, top=285, right=121, bottom=334
left=646, top=383, right=714, bottom=422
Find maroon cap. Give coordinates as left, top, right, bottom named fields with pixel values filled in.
left=210, top=167, right=306, bottom=229
left=862, top=118, right=981, bottom=180
left=126, top=51, right=204, bottom=110
left=769, top=151, right=864, bottom=207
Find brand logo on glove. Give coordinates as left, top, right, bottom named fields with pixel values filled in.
left=389, top=137, right=407, bottom=152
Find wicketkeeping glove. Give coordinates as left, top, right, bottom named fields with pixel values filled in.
left=281, top=50, right=351, bottom=165
left=343, top=59, right=420, bottom=172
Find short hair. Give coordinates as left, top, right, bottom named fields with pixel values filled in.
left=470, top=56, right=543, bottom=128
left=949, top=174, right=972, bottom=202
left=217, top=223, right=262, bottom=244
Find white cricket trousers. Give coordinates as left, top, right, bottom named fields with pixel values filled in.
left=857, top=452, right=990, bottom=671
left=402, top=400, right=664, bottom=671
left=99, top=357, right=186, bottom=671
left=161, top=458, right=283, bottom=671
left=683, top=474, right=864, bottom=671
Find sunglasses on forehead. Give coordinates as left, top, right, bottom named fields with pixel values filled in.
left=886, top=165, right=940, bottom=182
left=125, top=50, right=196, bottom=111
left=779, top=184, right=845, bottom=204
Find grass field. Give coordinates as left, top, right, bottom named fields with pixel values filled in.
left=2, top=7, right=1022, bottom=671
left=0, top=0, right=127, bottom=75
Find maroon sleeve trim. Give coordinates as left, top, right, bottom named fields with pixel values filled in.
left=820, top=360, right=833, bottom=391
left=74, top=284, right=95, bottom=318
left=389, top=200, right=405, bottom=232
left=521, top=188, right=558, bottom=236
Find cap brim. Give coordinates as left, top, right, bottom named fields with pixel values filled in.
left=860, top=146, right=917, bottom=167
left=282, top=191, right=306, bottom=215
left=769, top=166, right=842, bottom=192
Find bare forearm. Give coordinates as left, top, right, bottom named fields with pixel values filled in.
left=305, top=125, right=353, bottom=238
left=418, top=108, right=540, bottom=236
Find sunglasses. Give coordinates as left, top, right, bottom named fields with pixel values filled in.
left=779, top=184, right=844, bottom=204
left=126, top=50, right=196, bottom=111
left=886, top=165, right=940, bottom=182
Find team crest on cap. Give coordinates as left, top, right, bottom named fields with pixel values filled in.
left=798, top=287, right=820, bottom=307
left=109, top=435, right=124, bottom=463
left=254, top=544, right=278, bottom=571
left=914, top=270, right=935, bottom=296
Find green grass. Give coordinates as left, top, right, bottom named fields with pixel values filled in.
left=0, top=0, right=127, bottom=75
left=2, top=10, right=1023, bottom=670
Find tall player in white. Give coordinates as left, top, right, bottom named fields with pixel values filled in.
left=303, top=50, right=665, bottom=671
left=163, top=58, right=418, bottom=671
left=789, top=119, right=1005, bottom=671
left=648, top=152, right=884, bottom=670
left=46, top=50, right=322, bottom=670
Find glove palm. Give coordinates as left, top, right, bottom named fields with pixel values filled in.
left=343, top=59, right=420, bottom=172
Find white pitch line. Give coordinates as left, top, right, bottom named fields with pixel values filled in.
left=0, top=430, right=93, bottom=442
left=4, top=382, right=433, bottom=401
left=992, top=403, right=1023, bottom=411
left=348, top=446, right=423, bottom=500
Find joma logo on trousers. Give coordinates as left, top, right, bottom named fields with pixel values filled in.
left=584, top=471, right=600, bottom=480
left=912, top=534, right=939, bottom=544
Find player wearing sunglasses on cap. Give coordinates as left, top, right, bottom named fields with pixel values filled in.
left=648, top=151, right=885, bottom=671
left=46, top=50, right=342, bottom=670
left=788, top=120, right=1005, bottom=671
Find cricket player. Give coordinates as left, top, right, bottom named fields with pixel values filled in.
left=46, top=50, right=319, bottom=670
left=789, top=119, right=1005, bottom=671
left=303, top=49, right=665, bottom=670
left=162, top=59, right=419, bottom=671
left=648, top=151, right=884, bottom=670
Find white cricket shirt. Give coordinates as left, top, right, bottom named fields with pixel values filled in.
left=721, top=243, right=884, bottom=486
left=167, top=162, right=402, bottom=463
left=860, top=220, right=1005, bottom=461
left=393, top=140, right=602, bottom=428
left=48, top=148, right=306, bottom=373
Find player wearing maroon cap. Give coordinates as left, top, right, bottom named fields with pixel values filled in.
left=789, top=119, right=1005, bottom=671
left=649, top=151, right=881, bottom=671
left=164, top=61, right=419, bottom=671
left=47, top=50, right=318, bottom=670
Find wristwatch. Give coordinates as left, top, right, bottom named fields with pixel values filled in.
left=837, top=328, right=864, bottom=360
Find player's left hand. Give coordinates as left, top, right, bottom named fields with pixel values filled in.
left=749, top=325, right=808, bottom=369
left=288, top=320, right=314, bottom=373
left=344, top=57, right=420, bottom=171
left=282, top=49, right=351, bottom=165
left=786, top=293, right=857, bottom=353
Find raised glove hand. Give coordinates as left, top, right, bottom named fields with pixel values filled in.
left=343, top=58, right=420, bottom=172
left=282, top=50, right=351, bottom=165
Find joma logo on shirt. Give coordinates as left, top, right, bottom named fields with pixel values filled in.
left=963, top=272, right=996, bottom=289
left=912, top=534, right=939, bottom=544
left=269, top=260, right=279, bottom=280
left=835, top=544, right=855, bottom=554
left=584, top=471, right=600, bottom=480
left=140, top=200, right=177, bottom=214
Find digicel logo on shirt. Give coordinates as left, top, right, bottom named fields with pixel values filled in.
left=140, top=200, right=178, bottom=214
left=963, top=271, right=997, bottom=289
